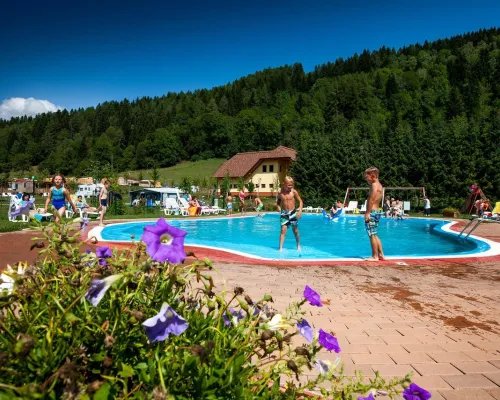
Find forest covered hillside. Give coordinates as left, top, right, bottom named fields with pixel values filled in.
left=1, top=27, right=499, bottom=205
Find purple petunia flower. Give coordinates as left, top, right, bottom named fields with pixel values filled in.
left=297, top=319, right=314, bottom=343
left=96, top=246, right=113, bottom=259
left=358, top=394, right=375, bottom=400
left=403, top=383, right=432, bottom=400
left=304, top=285, right=323, bottom=307
left=142, top=218, right=187, bottom=264
left=10, top=200, right=35, bottom=218
left=85, top=274, right=122, bottom=306
left=143, top=303, right=188, bottom=342
left=318, top=329, right=341, bottom=353
left=85, top=248, right=92, bottom=254
left=98, top=258, right=108, bottom=267
left=80, top=217, right=90, bottom=231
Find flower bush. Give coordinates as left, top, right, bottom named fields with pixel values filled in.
left=0, top=218, right=422, bottom=399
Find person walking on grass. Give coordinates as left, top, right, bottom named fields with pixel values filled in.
left=423, top=196, right=431, bottom=217
left=97, top=179, right=110, bottom=227
left=44, top=174, right=77, bottom=223
left=364, top=167, right=385, bottom=261
left=277, top=176, right=303, bottom=251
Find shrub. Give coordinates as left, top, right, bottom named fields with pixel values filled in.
left=0, top=218, right=420, bottom=399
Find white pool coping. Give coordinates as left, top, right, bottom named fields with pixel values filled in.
left=87, top=216, right=500, bottom=262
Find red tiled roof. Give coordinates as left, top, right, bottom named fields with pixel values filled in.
left=213, top=146, right=296, bottom=178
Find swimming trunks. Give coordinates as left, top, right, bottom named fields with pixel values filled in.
left=227, top=202, right=232, bottom=210
left=51, top=187, right=66, bottom=210
left=365, top=211, right=381, bottom=237
left=100, top=199, right=108, bottom=207
left=280, top=209, right=298, bottom=227
left=256, top=204, right=263, bottom=212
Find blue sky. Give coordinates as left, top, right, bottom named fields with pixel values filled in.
left=0, top=0, right=499, bottom=114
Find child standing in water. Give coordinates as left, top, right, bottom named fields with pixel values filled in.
left=276, top=176, right=303, bottom=251
left=98, top=179, right=110, bottom=227
left=364, top=167, right=385, bottom=261
left=44, top=174, right=77, bottom=222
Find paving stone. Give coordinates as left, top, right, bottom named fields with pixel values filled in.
left=338, top=344, right=370, bottom=354
left=397, top=327, right=436, bottom=336
left=384, top=336, right=424, bottom=345
left=484, top=372, right=500, bottom=386
left=443, top=375, right=498, bottom=389
left=412, top=375, right=453, bottom=390
left=341, top=363, right=375, bottom=377
left=429, top=352, right=475, bottom=363
left=439, top=343, right=482, bottom=352
left=351, top=353, right=395, bottom=365
left=489, top=361, right=500, bottom=368
left=389, top=352, right=434, bottom=364
left=346, top=335, right=386, bottom=345
left=439, top=389, right=497, bottom=400
left=470, top=342, right=500, bottom=351
left=377, top=322, right=412, bottom=329
left=404, top=344, right=444, bottom=353
left=420, top=335, right=460, bottom=344
left=485, top=388, right=500, bottom=400
left=452, top=362, right=500, bottom=374
left=366, top=344, right=408, bottom=354
left=412, top=363, right=464, bottom=376
left=370, top=363, right=416, bottom=376
left=364, top=328, right=403, bottom=336
left=462, top=352, right=500, bottom=362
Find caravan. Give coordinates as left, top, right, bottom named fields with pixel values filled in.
left=75, top=184, right=102, bottom=198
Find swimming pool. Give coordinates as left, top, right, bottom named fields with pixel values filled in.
left=96, top=214, right=500, bottom=261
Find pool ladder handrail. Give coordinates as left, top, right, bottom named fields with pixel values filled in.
left=458, top=217, right=484, bottom=239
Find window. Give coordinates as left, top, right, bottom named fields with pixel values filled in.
left=262, top=165, right=267, bottom=173
left=255, top=184, right=260, bottom=188
left=269, top=165, right=274, bottom=172
left=269, top=184, right=274, bottom=189
left=261, top=184, right=266, bottom=188
left=279, top=165, right=282, bottom=172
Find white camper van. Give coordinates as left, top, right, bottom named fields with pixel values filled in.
left=75, top=184, right=102, bottom=198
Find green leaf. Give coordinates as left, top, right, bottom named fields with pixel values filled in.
left=119, top=363, right=134, bottom=378
left=93, top=382, right=111, bottom=400
left=135, top=362, right=148, bottom=370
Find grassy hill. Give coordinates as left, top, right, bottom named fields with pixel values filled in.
left=122, top=158, right=226, bottom=186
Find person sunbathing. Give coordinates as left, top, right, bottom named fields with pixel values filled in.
left=76, top=196, right=98, bottom=212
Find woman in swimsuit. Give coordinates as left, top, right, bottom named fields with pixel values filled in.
left=44, top=174, right=77, bottom=222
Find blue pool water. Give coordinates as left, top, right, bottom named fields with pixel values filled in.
left=100, top=214, right=491, bottom=260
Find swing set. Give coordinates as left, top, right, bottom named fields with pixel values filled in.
left=343, top=186, right=426, bottom=211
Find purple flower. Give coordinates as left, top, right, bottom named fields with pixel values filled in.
left=85, top=274, right=122, bottom=306
left=85, top=249, right=92, bottom=254
left=80, top=217, right=90, bottom=231
left=98, top=258, right=108, bottom=267
left=223, top=308, right=245, bottom=326
left=143, top=303, right=188, bottom=342
left=358, top=394, right=375, bottom=400
left=142, top=218, right=187, bottom=264
left=10, top=200, right=35, bottom=218
left=403, top=383, right=432, bottom=400
left=96, top=246, right=112, bottom=259
left=318, top=329, right=341, bottom=353
left=314, top=356, right=341, bottom=375
left=304, top=285, right=323, bottom=307
left=297, top=319, right=314, bottom=343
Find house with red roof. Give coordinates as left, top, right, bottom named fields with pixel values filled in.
left=213, top=146, right=296, bottom=196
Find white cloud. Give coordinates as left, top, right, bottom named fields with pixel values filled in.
left=0, top=97, right=63, bottom=120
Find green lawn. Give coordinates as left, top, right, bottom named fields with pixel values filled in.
left=122, top=158, right=226, bottom=185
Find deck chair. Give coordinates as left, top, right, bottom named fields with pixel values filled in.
left=303, top=206, right=314, bottom=213
left=360, top=201, right=367, bottom=213
left=163, top=198, right=182, bottom=216
left=211, top=205, right=227, bottom=215
left=178, top=198, right=191, bottom=216
left=345, top=201, right=358, bottom=213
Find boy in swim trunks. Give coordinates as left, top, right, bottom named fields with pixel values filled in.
left=364, top=167, right=385, bottom=261
left=254, top=196, right=264, bottom=216
left=277, top=176, right=303, bottom=251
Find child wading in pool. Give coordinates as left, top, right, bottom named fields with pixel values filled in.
left=364, top=167, right=385, bottom=261
left=44, top=174, right=77, bottom=223
left=277, top=176, right=303, bottom=251
left=98, top=179, right=110, bottom=227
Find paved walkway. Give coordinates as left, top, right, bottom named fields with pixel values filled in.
left=2, top=219, right=500, bottom=399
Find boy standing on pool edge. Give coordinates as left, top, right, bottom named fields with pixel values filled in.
left=364, top=167, right=385, bottom=261
left=277, top=176, right=303, bottom=251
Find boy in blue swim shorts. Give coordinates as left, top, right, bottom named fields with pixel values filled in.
left=277, top=176, right=303, bottom=251
left=364, top=167, right=385, bottom=261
